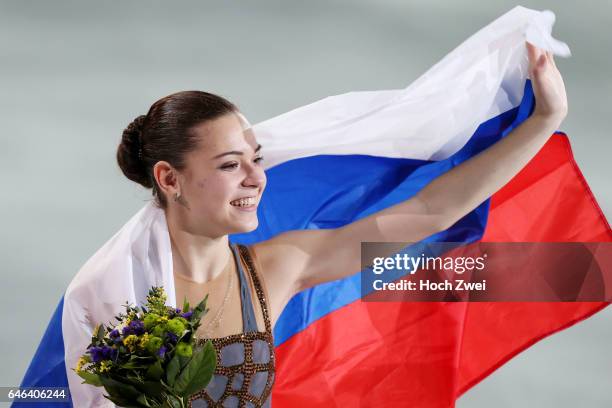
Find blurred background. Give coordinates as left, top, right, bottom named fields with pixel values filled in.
left=1, top=1, right=610, bottom=406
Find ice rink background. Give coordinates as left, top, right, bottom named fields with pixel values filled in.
left=1, top=1, right=610, bottom=406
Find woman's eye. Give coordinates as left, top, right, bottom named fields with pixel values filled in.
left=221, top=162, right=239, bottom=170
left=220, top=156, right=263, bottom=170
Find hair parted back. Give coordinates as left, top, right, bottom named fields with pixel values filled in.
left=117, top=91, right=238, bottom=209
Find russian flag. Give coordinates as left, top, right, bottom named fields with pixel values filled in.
left=15, top=6, right=610, bottom=408
left=247, top=88, right=611, bottom=407
left=230, top=83, right=611, bottom=407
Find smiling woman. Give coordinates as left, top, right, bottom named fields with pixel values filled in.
left=116, top=91, right=276, bottom=407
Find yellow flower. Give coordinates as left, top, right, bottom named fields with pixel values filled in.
left=123, top=334, right=139, bottom=352
left=100, top=360, right=111, bottom=373
left=75, top=356, right=88, bottom=372
left=159, top=316, right=169, bottom=323
left=139, top=332, right=151, bottom=348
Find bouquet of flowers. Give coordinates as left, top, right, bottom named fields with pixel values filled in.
left=74, top=287, right=216, bottom=408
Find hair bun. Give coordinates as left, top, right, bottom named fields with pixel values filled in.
left=124, top=115, right=146, bottom=151
left=116, top=115, right=152, bottom=188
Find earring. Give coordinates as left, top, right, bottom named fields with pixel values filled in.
left=174, top=192, right=181, bottom=202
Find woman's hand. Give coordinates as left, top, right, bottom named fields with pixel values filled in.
left=526, top=41, right=568, bottom=126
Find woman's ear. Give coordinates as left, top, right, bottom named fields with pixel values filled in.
left=154, top=161, right=180, bottom=198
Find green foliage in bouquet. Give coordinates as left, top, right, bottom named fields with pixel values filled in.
left=74, top=287, right=216, bottom=408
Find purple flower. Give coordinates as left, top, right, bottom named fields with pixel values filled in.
left=175, top=308, right=182, bottom=314
left=165, top=332, right=178, bottom=345
left=88, top=347, right=102, bottom=363
left=121, top=325, right=133, bottom=336
left=129, top=320, right=145, bottom=336
left=157, top=346, right=167, bottom=358
left=181, top=311, right=193, bottom=319
left=89, top=346, right=114, bottom=363
left=109, top=329, right=120, bottom=338
left=102, top=346, right=113, bottom=358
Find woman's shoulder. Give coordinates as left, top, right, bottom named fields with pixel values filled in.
left=248, top=238, right=299, bottom=291
left=245, top=239, right=314, bottom=328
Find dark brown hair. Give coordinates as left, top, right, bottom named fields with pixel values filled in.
left=117, top=91, right=238, bottom=208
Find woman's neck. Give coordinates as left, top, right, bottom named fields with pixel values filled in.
left=166, top=213, right=232, bottom=284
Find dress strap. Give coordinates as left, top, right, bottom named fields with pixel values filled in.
left=229, top=242, right=258, bottom=332
left=236, top=244, right=273, bottom=334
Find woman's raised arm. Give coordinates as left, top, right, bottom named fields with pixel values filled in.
left=255, top=42, right=568, bottom=318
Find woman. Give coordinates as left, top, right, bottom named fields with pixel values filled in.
left=112, top=41, right=566, bottom=407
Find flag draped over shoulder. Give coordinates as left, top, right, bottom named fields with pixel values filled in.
left=16, top=6, right=610, bottom=408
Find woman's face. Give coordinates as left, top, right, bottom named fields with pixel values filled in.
left=174, top=113, right=267, bottom=237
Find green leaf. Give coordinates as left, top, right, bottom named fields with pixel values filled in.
left=178, top=355, right=191, bottom=371
left=122, top=374, right=145, bottom=389
left=146, top=359, right=164, bottom=380
left=166, top=355, right=181, bottom=387
left=136, top=393, right=153, bottom=407
left=192, top=298, right=207, bottom=318
left=76, top=370, right=103, bottom=387
left=119, top=373, right=141, bottom=384
left=100, top=376, right=142, bottom=401
left=129, top=354, right=155, bottom=361
left=121, top=375, right=164, bottom=400
left=124, top=372, right=145, bottom=384
left=95, top=324, right=106, bottom=342
left=164, top=393, right=186, bottom=408
left=122, top=355, right=155, bottom=369
left=173, top=341, right=216, bottom=397
left=121, top=361, right=150, bottom=370
left=138, top=381, right=165, bottom=398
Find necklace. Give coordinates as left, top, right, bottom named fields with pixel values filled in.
left=200, top=252, right=235, bottom=338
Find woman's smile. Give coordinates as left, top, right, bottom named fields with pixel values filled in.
left=229, top=195, right=259, bottom=212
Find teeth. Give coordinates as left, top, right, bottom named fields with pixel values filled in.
left=230, top=197, right=256, bottom=207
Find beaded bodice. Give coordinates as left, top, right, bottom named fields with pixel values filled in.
left=189, top=244, right=275, bottom=408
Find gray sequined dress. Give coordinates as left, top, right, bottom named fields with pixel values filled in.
left=189, top=243, right=275, bottom=408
